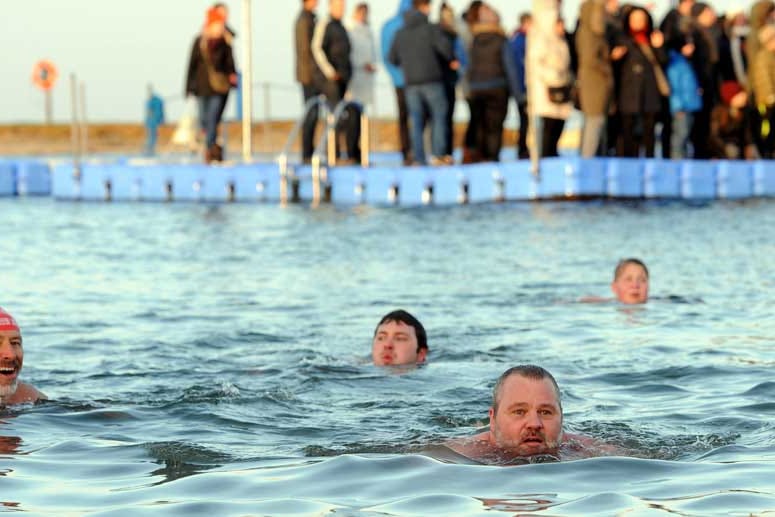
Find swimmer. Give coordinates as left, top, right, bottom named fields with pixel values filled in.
left=447, top=365, right=621, bottom=463
left=611, top=258, right=649, bottom=304
left=0, top=307, right=46, bottom=406
left=582, top=258, right=649, bottom=305
left=372, top=310, right=428, bottom=366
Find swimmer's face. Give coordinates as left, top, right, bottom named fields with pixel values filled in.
left=0, top=330, right=23, bottom=398
left=488, top=375, right=563, bottom=457
left=611, top=263, right=649, bottom=304
left=372, top=320, right=426, bottom=366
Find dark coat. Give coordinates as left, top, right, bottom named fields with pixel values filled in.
left=388, top=9, right=453, bottom=86
left=312, top=16, right=352, bottom=85
left=186, top=36, right=236, bottom=97
left=295, top=8, right=317, bottom=85
left=616, top=9, right=667, bottom=114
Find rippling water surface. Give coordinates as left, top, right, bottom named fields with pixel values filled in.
left=2, top=198, right=774, bottom=515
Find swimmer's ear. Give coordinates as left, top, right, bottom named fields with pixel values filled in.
left=416, top=348, right=427, bottom=363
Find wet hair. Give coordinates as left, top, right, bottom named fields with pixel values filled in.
left=492, top=365, right=562, bottom=413
left=374, top=310, right=428, bottom=352
left=613, top=258, right=649, bottom=281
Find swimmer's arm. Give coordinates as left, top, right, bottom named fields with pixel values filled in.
left=564, top=432, right=628, bottom=456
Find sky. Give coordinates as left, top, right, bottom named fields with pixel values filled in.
left=4, top=0, right=744, bottom=125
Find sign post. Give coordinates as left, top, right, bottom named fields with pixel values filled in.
left=32, top=60, right=59, bottom=124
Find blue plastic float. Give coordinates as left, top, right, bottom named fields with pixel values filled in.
left=2, top=155, right=775, bottom=204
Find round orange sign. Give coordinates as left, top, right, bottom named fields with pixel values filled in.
left=32, top=60, right=58, bottom=91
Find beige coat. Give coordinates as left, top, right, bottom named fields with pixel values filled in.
left=576, top=0, right=613, bottom=116
left=527, top=0, right=573, bottom=120
left=752, top=45, right=775, bottom=107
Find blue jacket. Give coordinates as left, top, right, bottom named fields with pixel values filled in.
left=508, top=30, right=527, bottom=102
left=145, top=94, right=165, bottom=128
left=380, top=0, right=413, bottom=87
left=667, top=50, right=702, bottom=114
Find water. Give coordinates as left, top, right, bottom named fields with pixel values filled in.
left=2, top=198, right=774, bottom=515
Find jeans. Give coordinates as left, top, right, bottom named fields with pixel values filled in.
left=197, top=95, right=227, bottom=148
left=405, top=82, right=448, bottom=164
left=144, top=125, right=159, bottom=156
left=670, top=112, right=693, bottom=159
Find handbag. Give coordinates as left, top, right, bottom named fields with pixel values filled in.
left=638, top=43, right=671, bottom=97
left=547, top=83, right=574, bottom=104
left=200, top=38, right=231, bottom=94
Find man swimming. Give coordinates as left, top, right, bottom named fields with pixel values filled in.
left=0, top=307, right=46, bottom=406
left=447, top=365, right=619, bottom=463
left=372, top=310, right=428, bottom=366
left=610, top=258, right=649, bottom=304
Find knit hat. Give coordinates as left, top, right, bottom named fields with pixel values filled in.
left=720, top=81, right=744, bottom=106
left=690, top=2, right=710, bottom=18
left=0, top=307, right=19, bottom=332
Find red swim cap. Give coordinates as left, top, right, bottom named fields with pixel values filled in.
left=0, top=307, right=20, bottom=332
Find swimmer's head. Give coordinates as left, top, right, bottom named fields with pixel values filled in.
left=0, top=307, right=23, bottom=399
left=611, top=258, right=649, bottom=304
left=372, top=310, right=428, bottom=366
left=488, top=365, right=564, bottom=457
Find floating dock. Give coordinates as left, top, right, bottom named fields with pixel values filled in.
left=2, top=155, right=775, bottom=205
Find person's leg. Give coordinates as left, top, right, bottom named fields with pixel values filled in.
left=541, top=117, right=562, bottom=157
left=396, top=87, right=412, bottom=164
left=620, top=114, right=638, bottom=157
left=659, top=98, right=672, bottom=159
left=483, top=88, right=508, bottom=161
left=405, top=85, right=427, bottom=164
left=670, top=112, right=688, bottom=159
left=642, top=112, right=657, bottom=158
left=301, top=84, right=320, bottom=161
left=464, top=97, right=479, bottom=152
left=580, top=114, right=604, bottom=157
left=204, top=95, right=222, bottom=148
left=517, top=101, right=529, bottom=159
left=443, top=81, right=456, bottom=156
left=425, top=82, right=449, bottom=160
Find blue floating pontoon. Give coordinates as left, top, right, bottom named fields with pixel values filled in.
left=2, top=154, right=774, bottom=204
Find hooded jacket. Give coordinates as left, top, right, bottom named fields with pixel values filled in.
left=388, top=9, right=454, bottom=86
left=381, top=0, right=413, bottom=87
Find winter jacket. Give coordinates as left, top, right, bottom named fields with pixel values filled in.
left=468, top=24, right=519, bottom=96
left=667, top=50, right=702, bottom=113
left=388, top=10, right=454, bottom=86
left=576, top=0, right=613, bottom=116
left=295, top=8, right=317, bottom=85
left=747, top=0, right=775, bottom=85
left=752, top=45, right=775, bottom=107
left=380, top=0, right=413, bottom=88
left=508, top=30, right=528, bottom=102
left=528, top=0, right=573, bottom=120
left=185, top=36, right=236, bottom=97
left=312, top=15, right=352, bottom=84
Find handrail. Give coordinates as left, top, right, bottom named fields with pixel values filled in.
left=311, top=99, right=369, bottom=206
left=277, top=95, right=329, bottom=205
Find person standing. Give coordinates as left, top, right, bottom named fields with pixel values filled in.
left=346, top=3, right=377, bottom=111
left=389, top=0, right=457, bottom=165
left=527, top=0, right=573, bottom=159
left=381, top=0, right=414, bottom=165
left=312, top=0, right=361, bottom=162
left=185, top=7, right=237, bottom=163
left=576, top=0, right=616, bottom=157
left=144, top=84, right=165, bottom=157
left=439, top=2, right=466, bottom=158
left=467, top=3, right=519, bottom=162
left=509, top=13, right=531, bottom=159
left=295, top=0, right=320, bottom=163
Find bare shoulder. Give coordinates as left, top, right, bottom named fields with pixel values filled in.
left=5, top=383, right=47, bottom=405
left=578, top=296, right=611, bottom=304
left=445, top=432, right=494, bottom=459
